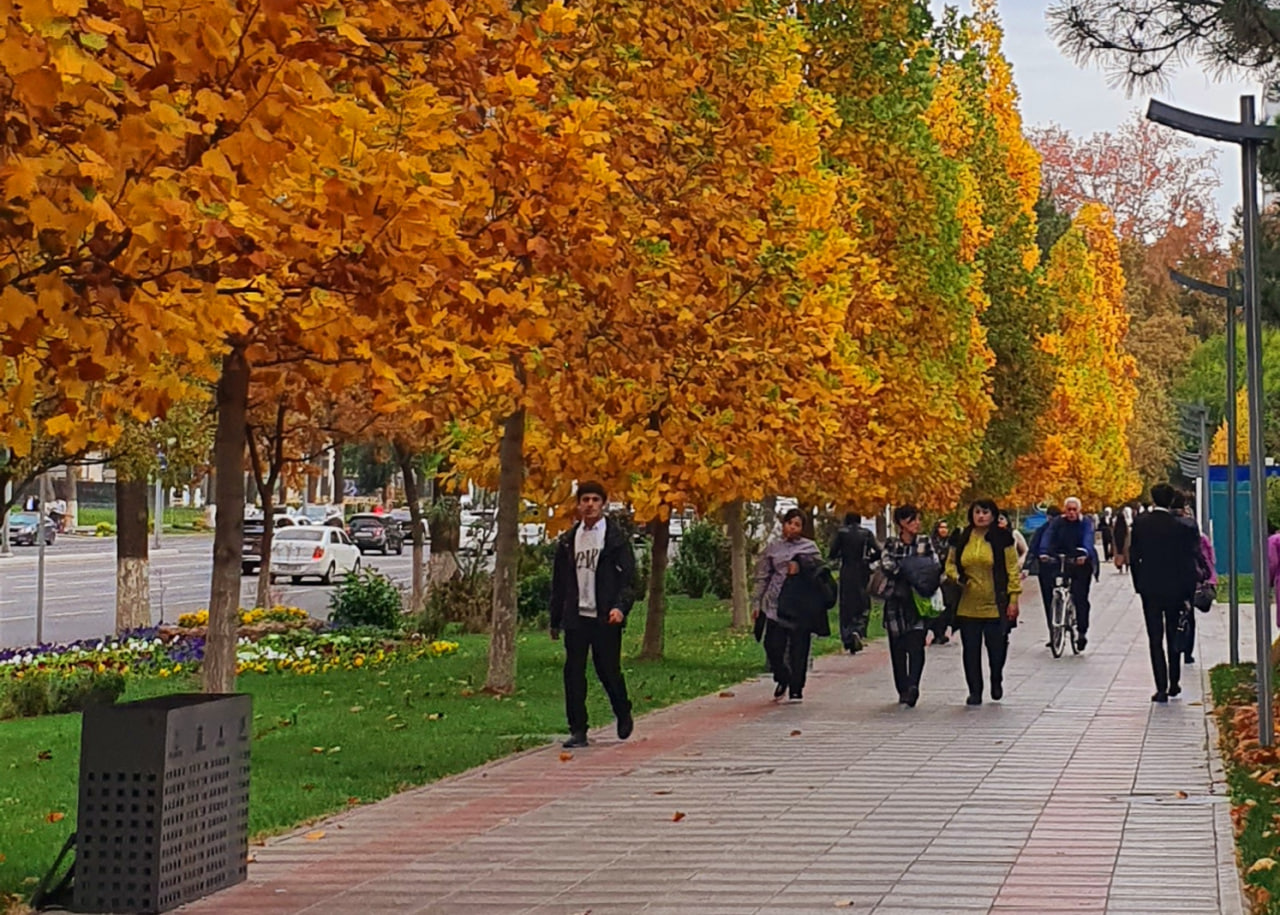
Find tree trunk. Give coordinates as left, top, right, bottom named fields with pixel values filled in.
left=640, top=517, right=670, bottom=660
left=725, top=499, right=749, bottom=629
left=255, top=490, right=275, bottom=610
left=115, top=477, right=151, bottom=633
left=397, top=446, right=427, bottom=612
left=760, top=495, right=778, bottom=543
left=485, top=409, right=524, bottom=694
left=64, top=466, right=78, bottom=531
left=205, top=347, right=249, bottom=695
left=428, top=473, right=461, bottom=587
left=332, top=445, right=345, bottom=507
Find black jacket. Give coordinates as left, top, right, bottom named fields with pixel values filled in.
left=1130, top=508, right=1199, bottom=605
left=549, top=519, right=638, bottom=631
left=776, top=554, right=833, bottom=637
left=828, top=525, right=880, bottom=586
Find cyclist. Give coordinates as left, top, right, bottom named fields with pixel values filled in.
left=1037, top=497, right=1098, bottom=652
left=1025, top=506, right=1061, bottom=642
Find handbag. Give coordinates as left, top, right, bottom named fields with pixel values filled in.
left=867, top=568, right=893, bottom=600
left=1193, top=580, right=1216, bottom=613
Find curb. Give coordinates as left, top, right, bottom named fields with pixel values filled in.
left=0, top=548, right=182, bottom=566
left=1201, top=656, right=1248, bottom=915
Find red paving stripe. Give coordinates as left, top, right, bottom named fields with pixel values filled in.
left=185, top=649, right=873, bottom=913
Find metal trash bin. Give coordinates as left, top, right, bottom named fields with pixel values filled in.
left=74, top=693, right=252, bottom=913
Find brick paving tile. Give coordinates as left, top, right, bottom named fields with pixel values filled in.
left=177, top=572, right=1246, bottom=915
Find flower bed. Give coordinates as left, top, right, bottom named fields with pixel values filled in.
left=177, top=605, right=312, bottom=628
left=1, top=614, right=460, bottom=696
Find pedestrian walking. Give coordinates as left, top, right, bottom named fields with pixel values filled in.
left=999, top=513, right=1027, bottom=563
left=1129, top=482, right=1201, bottom=703
left=1100, top=507, right=1114, bottom=560
left=879, top=505, right=935, bottom=708
left=549, top=482, right=636, bottom=748
left=1036, top=497, right=1098, bottom=652
left=1268, top=524, right=1280, bottom=630
left=947, top=499, right=1021, bottom=705
left=927, top=520, right=955, bottom=646
left=1024, top=506, right=1062, bottom=643
left=1113, top=506, right=1132, bottom=573
left=828, top=513, right=880, bottom=654
left=753, top=508, right=824, bottom=701
left=1175, top=499, right=1215, bottom=667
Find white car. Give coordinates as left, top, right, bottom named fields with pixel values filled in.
left=269, top=527, right=361, bottom=585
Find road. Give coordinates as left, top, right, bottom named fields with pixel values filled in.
left=0, top=535, right=434, bottom=648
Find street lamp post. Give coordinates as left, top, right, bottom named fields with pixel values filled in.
left=1169, top=267, right=1241, bottom=665
left=1149, top=96, right=1274, bottom=745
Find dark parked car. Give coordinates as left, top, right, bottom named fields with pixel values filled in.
left=8, top=512, right=56, bottom=546
left=242, top=514, right=302, bottom=575
left=348, top=514, right=404, bottom=555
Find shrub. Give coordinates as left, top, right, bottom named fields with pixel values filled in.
left=517, top=565, right=552, bottom=621
left=327, top=567, right=404, bottom=631
left=0, top=669, right=126, bottom=720
left=670, top=519, right=731, bottom=599
left=95, top=521, right=115, bottom=537
left=420, top=573, right=492, bottom=634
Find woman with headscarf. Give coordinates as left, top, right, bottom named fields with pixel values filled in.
left=946, top=499, right=1022, bottom=706
left=752, top=508, right=822, bottom=702
left=879, top=505, right=936, bottom=707
left=927, top=520, right=954, bottom=646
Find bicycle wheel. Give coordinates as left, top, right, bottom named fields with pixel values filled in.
left=1067, top=598, right=1080, bottom=655
left=1049, top=592, right=1066, bottom=658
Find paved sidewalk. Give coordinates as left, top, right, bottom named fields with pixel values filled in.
left=185, top=572, right=1243, bottom=915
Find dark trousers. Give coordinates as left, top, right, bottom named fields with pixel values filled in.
left=563, top=617, right=630, bottom=734
left=838, top=578, right=870, bottom=647
left=763, top=619, right=810, bottom=695
left=1069, top=566, right=1092, bottom=635
left=959, top=618, right=1008, bottom=698
left=1142, top=596, right=1183, bottom=695
left=1038, top=569, right=1056, bottom=632
left=888, top=629, right=926, bottom=697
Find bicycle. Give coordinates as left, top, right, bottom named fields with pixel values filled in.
left=1046, top=553, right=1084, bottom=658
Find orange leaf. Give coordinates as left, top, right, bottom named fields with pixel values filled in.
left=46, top=811, right=65, bottom=823
left=558, top=752, right=574, bottom=762
left=304, top=830, right=326, bottom=841
left=671, top=811, right=686, bottom=822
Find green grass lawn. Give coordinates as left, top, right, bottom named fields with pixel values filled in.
left=1219, top=575, right=1260, bottom=605
left=0, top=597, right=878, bottom=898
left=78, top=505, right=206, bottom=533
left=1209, top=663, right=1280, bottom=914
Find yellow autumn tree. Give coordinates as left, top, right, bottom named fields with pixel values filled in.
left=1210, top=386, right=1249, bottom=465
left=930, top=4, right=1055, bottom=500
left=1012, top=204, right=1142, bottom=506
left=796, top=0, right=995, bottom=513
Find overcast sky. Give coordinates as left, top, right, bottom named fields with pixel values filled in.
left=965, top=0, right=1263, bottom=225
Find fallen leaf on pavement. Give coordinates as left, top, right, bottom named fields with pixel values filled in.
left=789, top=730, right=802, bottom=737
left=304, top=830, right=326, bottom=841
left=1176, top=790, right=1189, bottom=799
left=654, top=789, right=672, bottom=795
left=718, top=691, right=735, bottom=698
left=46, top=812, right=64, bottom=823
left=834, top=902, right=854, bottom=909
left=672, top=811, right=686, bottom=822
left=559, top=752, right=574, bottom=762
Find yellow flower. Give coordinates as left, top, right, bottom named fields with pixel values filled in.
left=352, top=656, right=364, bottom=668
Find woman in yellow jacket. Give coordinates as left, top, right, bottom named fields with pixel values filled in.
left=945, top=499, right=1022, bottom=706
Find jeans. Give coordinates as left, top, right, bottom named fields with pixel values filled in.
left=763, top=619, right=811, bottom=695
left=1142, top=596, right=1183, bottom=694
left=888, top=629, right=926, bottom=698
left=563, top=617, right=631, bottom=734
left=959, top=618, right=1009, bottom=699
left=1069, top=565, right=1093, bottom=636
